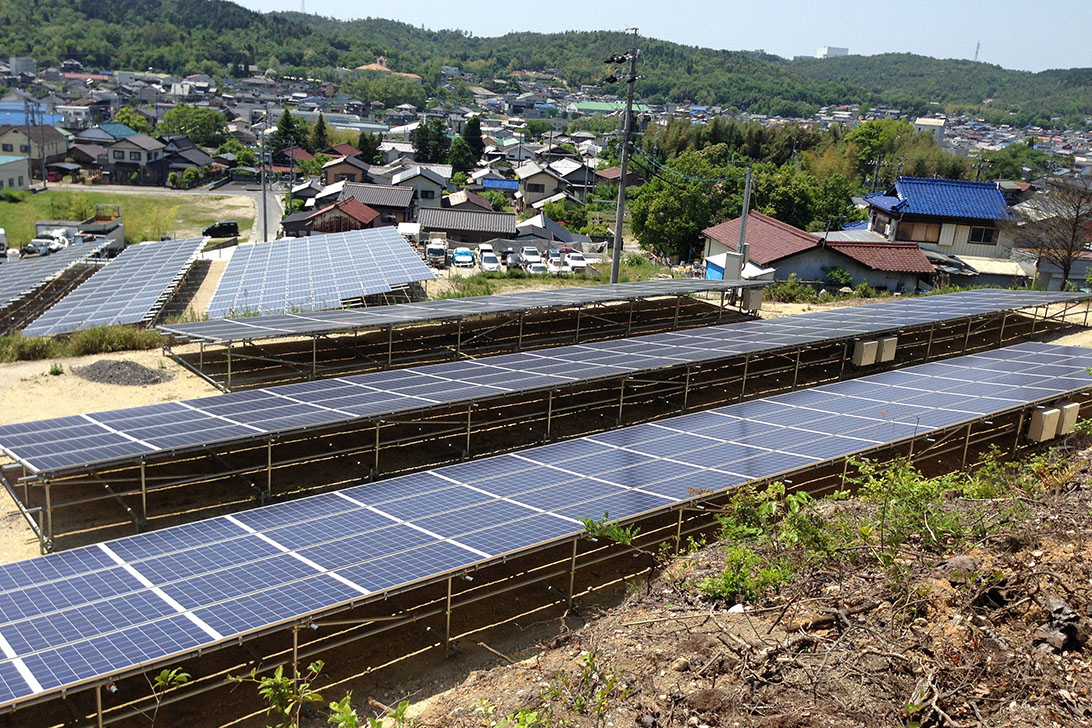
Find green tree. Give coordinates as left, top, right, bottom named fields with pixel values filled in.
left=235, top=148, right=256, bottom=166
left=112, top=106, right=151, bottom=135
left=461, top=115, right=484, bottom=160
left=270, top=108, right=308, bottom=152
left=411, top=118, right=450, bottom=163
left=447, top=136, right=475, bottom=175
left=356, top=131, right=381, bottom=164
left=309, top=113, right=328, bottom=154
left=479, top=189, right=507, bottom=211
left=298, top=153, right=332, bottom=177
left=155, top=104, right=227, bottom=147
left=525, top=120, right=552, bottom=139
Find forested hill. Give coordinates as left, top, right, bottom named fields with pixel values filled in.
left=2, top=0, right=1090, bottom=126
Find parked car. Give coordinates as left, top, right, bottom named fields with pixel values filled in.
left=479, top=243, right=494, bottom=256
left=502, top=249, right=521, bottom=268
left=564, top=252, right=588, bottom=271
left=520, top=246, right=543, bottom=265
left=479, top=252, right=502, bottom=272
left=46, top=170, right=61, bottom=182
left=546, top=258, right=572, bottom=275
left=203, top=221, right=239, bottom=238
left=451, top=247, right=475, bottom=268
left=525, top=262, right=548, bottom=275
left=425, top=241, right=448, bottom=268
left=544, top=248, right=561, bottom=264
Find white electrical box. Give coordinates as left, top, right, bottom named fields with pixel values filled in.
left=1028, top=407, right=1061, bottom=442
left=852, top=340, right=878, bottom=367
left=878, top=336, right=898, bottom=363
left=1056, top=401, right=1081, bottom=434
left=742, top=287, right=764, bottom=312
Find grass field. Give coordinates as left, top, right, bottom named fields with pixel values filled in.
left=0, top=189, right=254, bottom=245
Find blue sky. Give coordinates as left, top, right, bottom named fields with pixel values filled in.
left=234, top=0, right=1089, bottom=73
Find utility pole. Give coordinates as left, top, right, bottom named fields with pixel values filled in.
left=609, top=28, right=639, bottom=285
left=260, top=103, right=270, bottom=242
left=737, top=167, right=753, bottom=269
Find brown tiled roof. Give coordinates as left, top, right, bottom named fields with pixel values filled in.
left=308, top=197, right=379, bottom=225
left=325, top=143, right=362, bottom=157
left=828, top=241, right=933, bottom=274
left=445, top=190, right=494, bottom=211
left=702, top=211, right=817, bottom=266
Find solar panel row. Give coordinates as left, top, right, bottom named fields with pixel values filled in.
left=0, top=341, right=1085, bottom=709
left=23, top=238, right=205, bottom=337
left=204, top=229, right=434, bottom=319
left=162, top=278, right=764, bottom=343
left=0, top=289, right=1084, bottom=477
left=0, top=241, right=108, bottom=309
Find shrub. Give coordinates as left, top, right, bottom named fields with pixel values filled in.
left=823, top=266, right=852, bottom=287
left=766, top=274, right=817, bottom=303
left=67, top=326, right=161, bottom=356
left=48, top=362, right=63, bottom=376
left=854, top=282, right=877, bottom=298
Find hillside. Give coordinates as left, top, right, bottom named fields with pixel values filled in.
left=2, top=0, right=1091, bottom=125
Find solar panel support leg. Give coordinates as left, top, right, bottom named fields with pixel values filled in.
left=465, top=404, right=472, bottom=457
left=311, top=338, right=317, bottom=380
left=387, top=326, right=394, bottom=368
left=617, top=378, right=626, bottom=425
left=199, top=341, right=204, bottom=371
left=444, top=576, right=453, bottom=653
left=96, top=683, right=103, bottom=728
left=924, top=328, right=934, bottom=362
left=838, top=343, right=848, bottom=380
left=961, top=424, right=973, bottom=470
left=517, top=312, right=525, bottom=351
left=999, top=312, right=1008, bottom=345
left=739, top=356, right=750, bottom=401
left=963, top=318, right=973, bottom=351
left=139, top=460, right=147, bottom=531
left=626, top=299, right=635, bottom=336
left=791, top=350, right=802, bottom=390
left=575, top=310, right=582, bottom=344
left=455, top=320, right=463, bottom=359
left=44, top=480, right=52, bottom=552
left=718, top=290, right=725, bottom=322
left=292, top=625, right=299, bottom=678
left=1084, top=302, right=1090, bottom=328
left=1030, top=306, right=1038, bottom=336
left=545, top=390, right=554, bottom=441
left=567, top=540, right=577, bottom=607
left=265, top=440, right=273, bottom=504
left=373, top=422, right=381, bottom=477
left=674, top=510, right=684, bottom=553
left=682, top=368, right=692, bottom=412
left=672, top=296, right=682, bottom=330
left=1013, top=410, right=1026, bottom=455
left=226, top=343, right=233, bottom=391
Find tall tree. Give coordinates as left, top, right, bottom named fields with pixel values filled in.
left=155, top=104, right=227, bottom=147
left=112, top=106, right=151, bottom=134
left=1015, top=176, right=1092, bottom=287
left=447, top=137, right=475, bottom=175
left=411, top=118, right=450, bottom=163
left=461, top=115, right=484, bottom=161
left=308, top=113, right=328, bottom=154
left=270, top=108, right=308, bottom=151
left=357, top=131, right=382, bottom=164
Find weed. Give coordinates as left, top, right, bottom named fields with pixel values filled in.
left=699, top=546, right=791, bottom=602
left=48, top=361, right=63, bottom=376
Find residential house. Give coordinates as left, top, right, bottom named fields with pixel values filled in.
left=74, top=122, right=138, bottom=145
left=307, top=197, right=380, bottom=234
left=516, top=213, right=591, bottom=246
left=595, top=166, right=645, bottom=187
left=273, top=146, right=313, bottom=168
left=865, top=177, right=1015, bottom=258
left=105, top=133, right=167, bottom=185
left=331, top=182, right=415, bottom=224
left=418, top=208, right=517, bottom=244
left=391, top=166, right=445, bottom=209
left=161, top=135, right=213, bottom=174
left=377, top=141, right=415, bottom=164
left=515, top=161, right=565, bottom=207
left=444, top=190, right=494, bottom=212
left=545, top=159, right=596, bottom=201
left=68, top=142, right=107, bottom=169
left=0, top=124, right=67, bottom=166
left=368, top=158, right=451, bottom=186
left=0, top=155, right=30, bottom=190
left=323, top=142, right=362, bottom=159
left=321, top=155, right=370, bottom=185
left=1038, top=250, right=1092, bottom=291
left=703, top=210, right=931, bottom=291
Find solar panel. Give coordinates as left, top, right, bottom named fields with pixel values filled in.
left=205, top=229, right=434, bottom=319
left=0, top=241, right=108, bottom=308
left=22, top=238, right=205, bottom=337
left=163, top=278, right=764, bottom=342
left=2, top=289, right=1088, bottom=477
left=0, top=341, right=1086, bottom=710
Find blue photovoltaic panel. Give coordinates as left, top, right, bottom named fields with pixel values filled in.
left=205, top=228, right=434, bottom=318
left=22, top=238, right=204, bottom=337
left=0, top=241, right=108, bottom=308
left=0, top=341, right=1086, bottom=710
left=3, top=289, right=1089, bottom=477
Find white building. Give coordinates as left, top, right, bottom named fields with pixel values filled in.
left=914, top=117, right=946, bottom=143
left=0, top=155, right=31, bottom=191
left=816, top=46, right=849, bottom=59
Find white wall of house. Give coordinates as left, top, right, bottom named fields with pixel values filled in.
left=396, top=176, right=443, bottom=208
left=775, top=247, right=921, bottom=291
left=519, top=171, right=563, bottom=206
left=0, top=157, right=30, bottom=190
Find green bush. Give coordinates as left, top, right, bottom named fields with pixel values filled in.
left=68, top=326, right=161, bottom=356
left=854, top=282, right=878, bottom=298
left=823, top=266, right=852, bottom=287
left=699, top=546, right=790, bottom=603
left=766, top=273, right=817, bottom=303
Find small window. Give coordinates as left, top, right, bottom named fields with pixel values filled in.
left=420, top=189, right=435, bottom=199
left=968, top=226, right=998, bottom=245
left=149, top=151, right=158, bottom=160
left=16, top=176, right=22, bottom=186
left=527, top=183, right=545, bottom=193
left=112, top=150, right=125, bottom=160
left=1, top=144, right=11, bottom=152
left=19, top=145, right=29, bottom=153
left=8, top=179, right=14, bottom=188
left=129, top=151, right=141, bottom=161
left=895, top=222, right=941, bottom=244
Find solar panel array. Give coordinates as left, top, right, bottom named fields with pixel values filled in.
left=1, top=289, right=1086, bottom=477
left=0, top=241, right=108, bottom=308
left=0, top=341, right=1086, bottom=709
left=23, top=238, right=205, bottom=337
left=205, top=229, right=434, bottom=319
left=162, top=278, right=766, bottom=343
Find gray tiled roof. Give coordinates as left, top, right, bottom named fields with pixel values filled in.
left=418, top=207, right=517, bottom=235
left=338, top=182, right=414, bottom=209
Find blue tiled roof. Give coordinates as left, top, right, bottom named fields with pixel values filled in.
left=482, top=178, right=519, bottom=191
left=842, top=220, right=869, bottom=231
left=872, top=177, right=1012, bottom=221
left=98, top=122, right=138, bottom=139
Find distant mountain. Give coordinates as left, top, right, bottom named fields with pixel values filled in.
left=1, top=0, right=1089, bottom=126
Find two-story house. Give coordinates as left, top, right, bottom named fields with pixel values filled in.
left=391, top=166, right=445, bottom=209
left=515, top=161, right=565, bottom=208
left=0, top=124, right=67, bottom=167
left=106, top=133, right=167, bottom=185
left=865, top=177, right=1015, bottom=259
